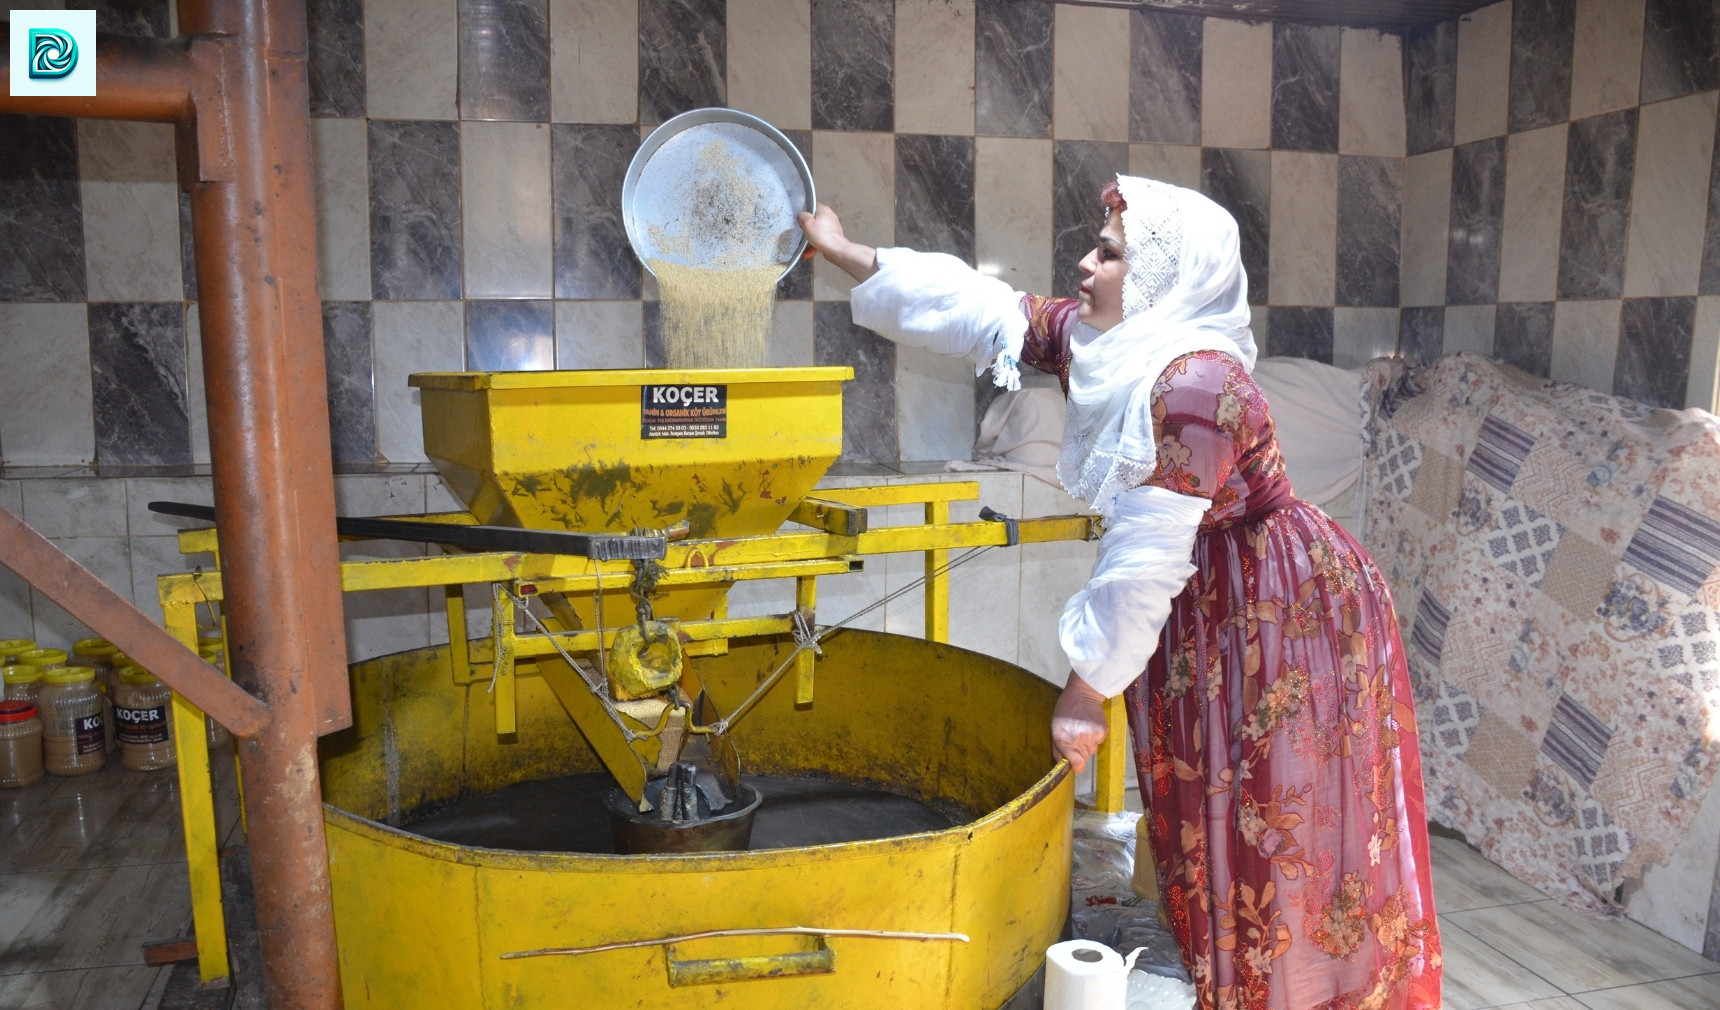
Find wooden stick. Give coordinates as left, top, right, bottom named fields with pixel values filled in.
left=143, top=938, right=200, bottom=965
left=502, top=926, right=970, bottom=960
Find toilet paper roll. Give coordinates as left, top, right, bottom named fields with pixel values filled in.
left=1044, top=940, right=1143, bottom=1010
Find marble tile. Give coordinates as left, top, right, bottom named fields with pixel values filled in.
left=1402, top=149, right=1453, bottom=307
left=0, top=864, right=189, bottom=974
left=811, top=0, right=892, bottom=132
left=1624, top=90, right=1718, bottom=297
left=1455, top=0, right=1512, bottom=145
left=768, top=299, right=814, bottom=366
left=0, top=304, right=94, bottom=466
left=0, top=115, right=84, bottom=301
left=895, top=134, right=975, bottom=261
left=1614, top=296, right=1695, bottom=408
left=896, top=344, right=975, bottom=462
left=554, top=299, right=644, bottom=369
left=0, top=964, right=166, bottom=1010
left=461, top=121, right=552, bottom=299
left=1128, top=143, right=1201, bottom=191
left=642, top=299, right=665, bottom=367
left=465, top=300, right=554, bottom=372
left=1271, top=23, right=1340, bottom=153
left=1640, top=0, right=1719, bottom=104
left=639, top=0, right=726, bottom=127
left=1498, top=124, right=1569, bottom=303
left=183, top=304, right=208, bottom=466
left=1268, top=151, right=1338, bottom=306
left=307, top=0, right=366, bottom=117
left=1336, top=155, right=1401, bottom=308
left=1053, top=5, right=1129, bottom=142
left=810, top=131, right=894, bottom=300
left=548, top=0, right=636, bottom=124
left=1333, top=307, right=1399, bottom=368
left=89, top=303, right=190, bottom=466
left=1702, top=123, right=1720, bottom=297
left=1559, top=109, right=1639, bottom=300
left=1129, top=9, right=1201, bottom=146
left=460, top=0, right=549, bottom=121
left=1688, top=295, right=1720, bottom=411
left=728, top=0, right=812, bottom=131
left=1405, top=20, right=1458, bottom=156
left=310, top=116, right=372, bottom=302
left=334, top=472, right=427, bottom=517
left=1201, top=17, right=1272, bottom=150
left=1400, top=306, right=1445, bottom=364
left=122, top=474, right=213, bottom=535
left=1495, top=301, right=1556, bottom=377
left=130, top=534, right=198, bottom=625
left=178, top=191, right=197, bottom=302
left=1627, top=771, right=1720, bottom=951
left=1574, top=974, right=1720, bottom=1010
left=1550, top=298, right=1622, bottom=392
left=1445, top=303, right=1498, bottom=356
left=1446, top=136, right=1507, bottom=305
left=373, top=301, right=465, bottom=463
left=1437, top=915, right=1566, bottom=1010
left=76, top=120, right=180, bottom=303
left=976, top=137, right=1053, bottom=295
left=1571, top=0, right=1644, bottom=119
left=1340, top=29, right=1405, bottom=158
left=816, top=301, right=895, bottom=463
left=368, top=119, right=462, bottom=300
left=323, top=301, right=376, bottom=464
left=364, top=0, right=459, bottom=120
left=975, top=0, right=1054, bottom=139
left=1053, top=141, right=1130, bottom=298
left=551, top=124, right=638, bottom=300
left=1202, top=147, right=1271, bottom=305
left=30, top=537, right=134, bottom=647
left=1448, top=893, right=1720, bottom=993
left=1509, top=0, right=1576, bottom=133
left=1266, top=306, right=1333, bottom=362
left=20, top=478, right=126, bottom=538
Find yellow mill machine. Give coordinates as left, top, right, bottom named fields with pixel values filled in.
left=152, top=364, right=1147, bottom=1007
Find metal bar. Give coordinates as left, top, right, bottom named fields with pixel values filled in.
left=0, top=507, right=270, bottom=736
left=166, top=599, right=231, bottom=984
left=794, top=577, right=817, bottom=704
left=536, top=657, right=649, bottom=805
left=811, top=482, right=981, bottom=506
left=492, top=585, right=517, bottom=735
left=789, top=497, right=868, bottom=536
left=444, top=584, right=470, bottom=674
left=0, top=27, right=196, bottom=122
left=1093, top=695, right=1130, bottom=814
left=924, top=501, right=950, bottom=644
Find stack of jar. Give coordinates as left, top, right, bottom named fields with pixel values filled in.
left=3, top=663, right=42, bottom=705
left=39, top=665, right=105, bottom=776
left=72, top=638, right=121, bottom=755
left=0, top=638, right=35, bottom=665
left=114, top=664, right=176, bottom=771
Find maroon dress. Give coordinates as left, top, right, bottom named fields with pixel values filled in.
left=1023, top=296, right=1442, bottom=1010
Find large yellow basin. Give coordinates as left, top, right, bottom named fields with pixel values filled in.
left=317, top=631, right=1072, bottom=1009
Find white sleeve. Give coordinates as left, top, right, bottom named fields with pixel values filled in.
left=1057, top=485, right=1211, bottom=698
left=849, top=247, right=1029, bottom=391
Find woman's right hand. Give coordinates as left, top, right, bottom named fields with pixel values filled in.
left=1051, top=672, right=1109, bottom=774
left=797, top=204, right=878, bottom=282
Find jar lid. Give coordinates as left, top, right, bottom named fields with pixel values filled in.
left=72, top=637, right=117, bottom=658
left=118, top=666, right=161, bottom=686
left=111, top=652, right=131, bottom=668
left=1, top=664, right=42, bottom=684
left=43, top=666, right=95, bottom=685
left=0, top=638, right=35, bottom=652
left=0, top=699, right=37, bottom=724
left=198, top=635, right=224, bottom=647
left=20, top=648, right=69, bottom=667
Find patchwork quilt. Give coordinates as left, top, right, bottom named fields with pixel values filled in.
left=1358, top=352, right=1720, bottom=913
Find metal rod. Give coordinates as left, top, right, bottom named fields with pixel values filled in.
left=0, top=507, right=272, bottom=737
left=502, top=927, right=971, bottom=960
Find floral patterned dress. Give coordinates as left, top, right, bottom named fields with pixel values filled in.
left=1023, top=296, right=1442, bottom=1010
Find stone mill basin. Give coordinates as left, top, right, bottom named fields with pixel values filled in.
left=316, top=630, right=1073, bottom=1009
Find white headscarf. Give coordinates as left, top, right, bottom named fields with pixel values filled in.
left=1056, top=176, right=1257, bottom=516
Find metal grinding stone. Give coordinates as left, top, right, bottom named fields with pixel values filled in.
left=622, top=108, right=815, bottom=282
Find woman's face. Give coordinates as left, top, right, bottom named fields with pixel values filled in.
left=1077, top=213, right=1128, bottom=331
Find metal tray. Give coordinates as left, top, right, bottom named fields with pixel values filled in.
left=622, top=107, right=815, bottom=283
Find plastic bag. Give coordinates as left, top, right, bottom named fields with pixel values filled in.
left=1068, top=808, right=1189, bottom=983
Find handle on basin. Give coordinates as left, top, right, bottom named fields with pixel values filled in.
left=664, top=935, right=834, bottom=986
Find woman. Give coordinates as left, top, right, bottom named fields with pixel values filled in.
left=799, top=176, right=1441, bottom=1010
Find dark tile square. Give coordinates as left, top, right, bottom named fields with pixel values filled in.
left=0, top=115, right=84, bottom=302
left=465, top=300, right=554, bottom=371
left=812, top=0, right=893, bottom=132
left=308, top=0, right=367, bottom=117
left=1615, top=297, right=1695, bottom=409
left=1265, top=306, right=1333, bottom=363
left=1337, top=156, right=1402, bottom=308
left=1558, top=109, right=1637, bottom=300
left=975, top=0, right=1054, bottom=139
left=1446, top=136, right=1506, bottom=306
left=322, top=302, right=376, bottom=464
left=368, top=120, right=463, bottom=300
left=639, top=0, right=726, bottom=126
left=1271, top=23, right=1340, bottom=153
left=1400, top=306, right=1445, bottom=364
left=89, top=302, right=190, bottom=466
left=896, top=134, right=975, bottom=261
left=552, top=124, right=640, bottom=300
left=1200, top=147, right=1271, bottom=306
left=815, top=301, right=895, bottom=463
left=1641, top=0, right=1719, bottom=104
left=1508, top=0, right=1575, bottom=133
left=1494, top=301, right=1555, bottom=378
left=1406, top=20, right=1458, bottom=155
left=1129, top=9, right=1201, bottom=146
left=1053, top=141, right=1130, bottom=298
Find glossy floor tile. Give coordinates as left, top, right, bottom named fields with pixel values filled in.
left=1430, top=832, right=1551, bottom=911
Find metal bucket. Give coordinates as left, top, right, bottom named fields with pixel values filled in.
left=317, top=630, right=1072, bottom=1009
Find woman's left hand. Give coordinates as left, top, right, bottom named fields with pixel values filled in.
left=1051, top=673, right=1108, bottom=773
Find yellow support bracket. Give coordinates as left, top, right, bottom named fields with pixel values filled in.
left=924, top=500, right=950, bottom=644
left=812, top=481, right=979, bottom=507
left=1093, top=695, right=1130, bottom=814
left=164, top=599, right=229, bottom=985
left=795, top=576, right=817, bottom=704
left=789, top=497, right=868, bottom=536
left=491, top=585, right=517, bottom=735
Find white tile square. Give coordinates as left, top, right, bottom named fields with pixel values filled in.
left=1447, top=895, right=1720, bottom=993
left=976, top=137, right=1053, bottom=295
left=31, top=537, right=133, bottom=649
left=769, top=300, right=815, bottom=366
left=341, top=584, right=434, bottom=664
left=1436, top=915, right=1565, bottom=1010
left=1498, top=124, right=1569, bottom=304
left=1626, top=771, right=1720, bottom=951
left=1454, top=0, right=1512, bottom=145
left=1550, top=299, right=1621, bottom=393
left=1570, top=0, right=1645, bottom=120
left=1334, top=307, right=1399, bottom=368
left=1053, top=5, right=1130, bottom=142
left=896, top=345, right=976, bottom=462
left=1339, top=29, right=1406, bottom=157
left=1128, top=143, right=1201, bottom=191
left=1201, top=18, right=1272, bottom=149
left=427, top=475, right=466, bottom=514
left=1268, top=151, right=1339, bottom=306
left=1445, top=304, right=1497, bottom=356
left=365, top=0, right=459, bottom=120
left=555, top=300, right=644, bottom=369
left=1572, top=974, right=1720, bottom=1010
left=77, top=121, right=181, bottom=303
left=129, top=535, right=212, bottom=626
left=310, top=117, right=372, bottom=302
left=1687, top=295, right=1720, bottom=412
left=124, top=476, right=214, bottom=536
left=894, top=0, right=974, bottom=136
left=550, top=0, right=638, bottom=124
left=1016, top=476, right=1095, bottom=684
left=1402, top=149, right=1454, bottom=307
left=462, top=121, right=553, bottom=299
left=810, top=131, right=895, bottom=300
left=334, top=474, right=426, bottom=519
left=1623, top=90, right=1719, bottom=298
left=21, top=479, right=126, bottom=538
left=0, top=304, right=93, bottom=466
left=727, top=0, right=812, bottom=131
left=373, top=301, right=466, bottom=463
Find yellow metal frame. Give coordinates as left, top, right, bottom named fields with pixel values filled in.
left=160, top=480, right=1107, bottom=985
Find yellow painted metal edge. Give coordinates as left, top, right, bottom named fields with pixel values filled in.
left=813, top=482, right=979, bottom=507
left=1092, top=695, right=1130, bottom=814
left=409, top=366, right=855, bottom=390
left=164, top=599, right=229, bottom=984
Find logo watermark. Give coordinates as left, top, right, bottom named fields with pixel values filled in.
left=9, top=10, right=95, bottom=96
